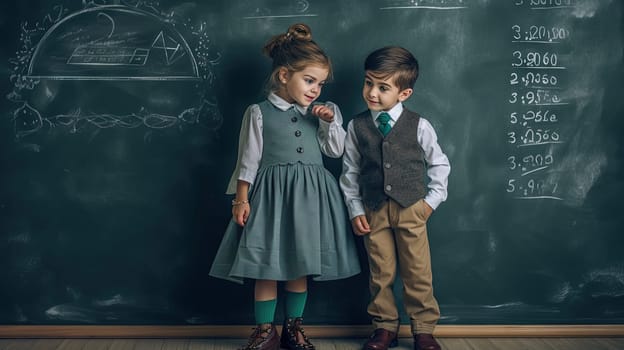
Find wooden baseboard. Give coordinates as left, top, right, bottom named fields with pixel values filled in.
left=0, top=325, right=623, bottom=338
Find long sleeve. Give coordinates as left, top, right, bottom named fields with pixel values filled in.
left=316, top=101, right=346, bottom=158
left=225, top=104, right=263, bottom=194
left=340, top=120, right=365, bottom=219
left=418, top=118, right=451, bottom=210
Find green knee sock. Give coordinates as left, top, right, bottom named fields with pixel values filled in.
left=285, top=290, right=308, bottom=318
left=254, top=299, right=277, bottom=325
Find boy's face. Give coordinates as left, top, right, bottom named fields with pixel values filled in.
left=362, top=71, right=413, bottom=111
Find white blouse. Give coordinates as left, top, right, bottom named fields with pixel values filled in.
left=226, top=93, right=346, bottom=194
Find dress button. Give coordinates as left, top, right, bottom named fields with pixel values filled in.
left=296, top=147, right=304, bottom=153
left=291, top=117, right=298, bottom=122
left=295, top=130, right=302, bottom=137
left=385, top=185, right=392, bottom=191
left=384, top=162, right=391, bottom=169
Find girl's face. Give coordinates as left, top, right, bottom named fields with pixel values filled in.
left=277, top=65, right=329, bottom=107
left=362, top=71, right=412, bottom=111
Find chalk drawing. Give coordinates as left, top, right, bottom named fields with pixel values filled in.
left=380, top=0, right=468, bottom=11
left=7, top=1, right=222, bottom=138
left=242, top=0, right=317, bottom=19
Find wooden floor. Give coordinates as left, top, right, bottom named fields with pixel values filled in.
left=1, top=337, right=624, bottom=350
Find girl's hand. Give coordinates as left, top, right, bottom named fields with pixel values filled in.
left=311, top=104, right=334, bottom=123
left=351, top=215, right=371, bottom=236
left=232, top=203, right=250, bottom=227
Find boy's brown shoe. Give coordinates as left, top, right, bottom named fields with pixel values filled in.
left=239, top=324, right=279, bottom=350
left=414, top=333, right=441, bottom=350
left=363, top=328, right=398, bottom=350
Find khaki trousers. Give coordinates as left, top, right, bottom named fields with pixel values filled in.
left=363, top=198, right=440, bottom=335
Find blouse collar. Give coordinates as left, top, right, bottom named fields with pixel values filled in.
left=268, top=92, right=309, bottom=115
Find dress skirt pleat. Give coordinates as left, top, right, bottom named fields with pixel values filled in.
left=210, top=162, right=360, bottom=284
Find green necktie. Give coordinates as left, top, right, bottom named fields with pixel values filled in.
left=376, top=112, right=392, bottom=136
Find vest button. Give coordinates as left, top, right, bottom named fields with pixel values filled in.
left=296, top=147, right=304, bottom=153
left=291, top=117, right=298, bottom=122
left=385, top=185, right=392, bottom=191
left=384, top=162, right=391, bottom=169
left=295, top=130, right=302, bottom=137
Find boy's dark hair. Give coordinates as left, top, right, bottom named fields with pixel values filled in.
left=364, top=46, right=419, bottom=90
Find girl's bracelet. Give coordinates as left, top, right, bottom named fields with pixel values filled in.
left=231, top=199, right=249, bottom=206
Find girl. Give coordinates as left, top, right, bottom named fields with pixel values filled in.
left=209, top=23, right=360, bottom=350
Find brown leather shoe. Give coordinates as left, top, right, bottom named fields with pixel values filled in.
left=363, top=328, right=398, bottom=350
left=280, top=317, right=315, bottom=350
left=414, top=333, right=441, bottom=350
left=239, top=323, right=279, bottom=350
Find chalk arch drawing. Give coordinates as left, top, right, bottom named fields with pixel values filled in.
left=27, top=5, right=199, bottom=80
left=9, top=3, right=222, bottom=138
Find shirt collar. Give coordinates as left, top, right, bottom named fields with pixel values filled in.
left=371, top=103, right=403, bottom=122
left=268, top=92, right=308, bottom=115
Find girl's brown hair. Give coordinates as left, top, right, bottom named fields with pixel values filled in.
left=262, top=23, right=332, bottom=93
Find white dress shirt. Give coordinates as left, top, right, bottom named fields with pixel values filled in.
left=226, top=93, right=346, bottom=194
left=340, top=102, right=451, bottom=218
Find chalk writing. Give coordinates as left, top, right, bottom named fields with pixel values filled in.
left=506, top=3, right=575, bottom=201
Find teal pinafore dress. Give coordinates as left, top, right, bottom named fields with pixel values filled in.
left=209, top=100, right=360, bottom=283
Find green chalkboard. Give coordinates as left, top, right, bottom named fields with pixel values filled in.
left=1, top=0, right=623, bottom=325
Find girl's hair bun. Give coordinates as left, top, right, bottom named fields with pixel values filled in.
left=286, top=23, right=312, bottom=42
left=263, top=23, right=313, bottom=59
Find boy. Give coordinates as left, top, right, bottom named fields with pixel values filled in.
left=340, top=46, right=450, bottom=350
